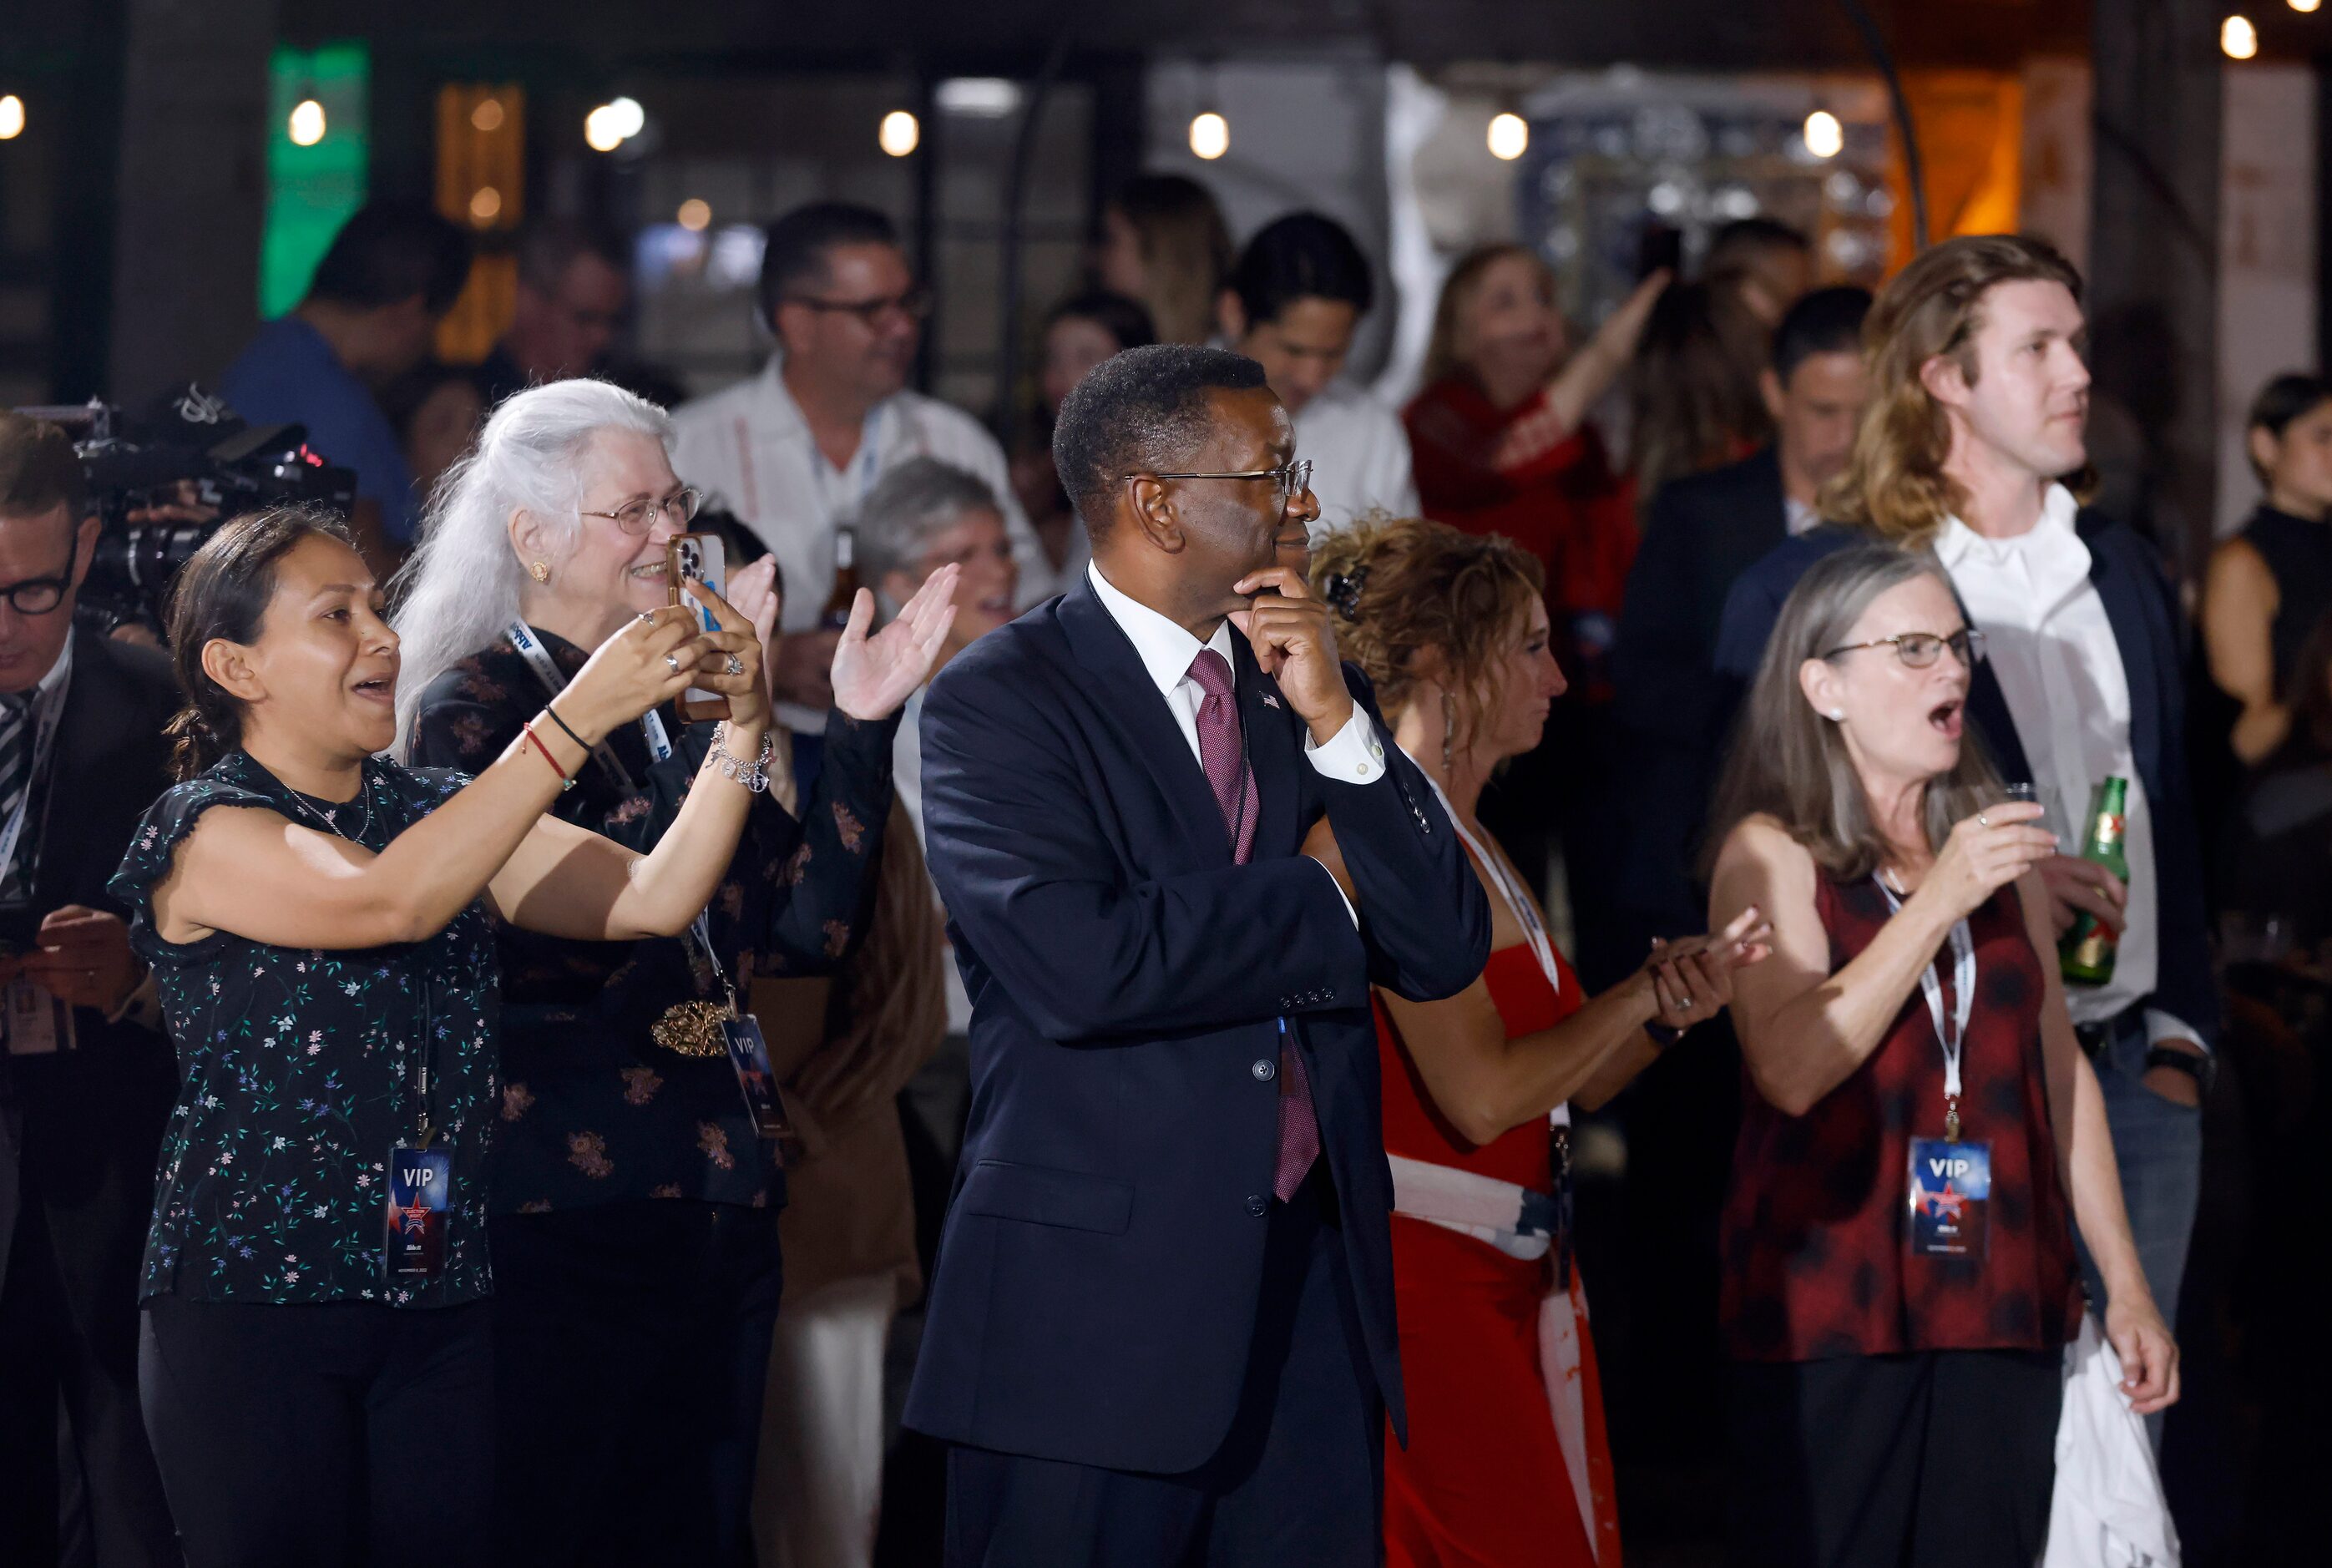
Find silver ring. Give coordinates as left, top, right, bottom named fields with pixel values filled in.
left=637, top=610, right=659, bottom=625
left=665, top=652, right=682, bottom=675
left=724, top=653, right=745, bottom=676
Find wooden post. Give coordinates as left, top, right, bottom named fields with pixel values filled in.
left=2087, top=0, right=2223, bottom=581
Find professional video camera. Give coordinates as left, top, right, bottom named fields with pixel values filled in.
left=15, top=385, right=357, bottom=634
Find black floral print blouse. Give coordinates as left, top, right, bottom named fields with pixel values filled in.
left=406, top=625, right=896, bottom=1216
left=109, top=752, right=499, bottom=1308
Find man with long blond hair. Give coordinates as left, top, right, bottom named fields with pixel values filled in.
left=1710, top=235, right=2217, bottom=1378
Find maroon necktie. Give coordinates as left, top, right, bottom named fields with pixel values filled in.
left=1188, top=649, right=1318, bottom=1201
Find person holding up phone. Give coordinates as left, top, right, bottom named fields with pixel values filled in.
left=108, top=502, right=767, bottom=1566
left=1301, top=517, right=1768, bottom=1567
left=392, top=379, right=958, bottom=1567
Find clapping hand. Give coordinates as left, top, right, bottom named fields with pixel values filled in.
left=829, top=564, right=960, bottom=721
left=1642, top=904, right=1772, bottom=1035
left=725, top=555, right=784, bottom=706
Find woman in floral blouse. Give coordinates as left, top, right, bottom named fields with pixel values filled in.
left=392, top=378, right=958, bottom=1566
left=109, top=502, right=946, bottom=1568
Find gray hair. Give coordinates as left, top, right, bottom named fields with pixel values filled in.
left=1707, top=541, right=2000, bottom=882
left=391, top=378, right=671, bottom=754
left=852, top=457, right=1003, bottom=604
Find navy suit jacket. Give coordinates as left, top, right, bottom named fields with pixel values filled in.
left=1611, top=446, right=1789, bottom=928
left=1712, top=518, right=2219, bottom=1046
left=902, top=573, right=1491, bottom=1474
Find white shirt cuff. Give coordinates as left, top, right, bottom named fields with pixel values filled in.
left=1303, top=706, right=1385, bottom=785
left=1306, top=857, right=1360, bottom=927
left=2142, top=1008, right=2207, bottom=1055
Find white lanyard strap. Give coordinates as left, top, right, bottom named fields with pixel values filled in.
left=1411, top=758, right=1570, bottom=1131
left=1874, top=871, right=1976, bottom=1127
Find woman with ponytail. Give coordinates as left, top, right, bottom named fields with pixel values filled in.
left=105, top=501, right=808, bottom=1566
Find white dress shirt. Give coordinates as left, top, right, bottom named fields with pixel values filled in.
left=1087, top=564, right=1381, bottom=921
left=1935, top=484, right=2198, bottom=1047
left=1784, top=494, right=1820, bottom=537
left=670, top=358, right=1055, bottom=728
left=1295, top=382, right=1419, bottom=539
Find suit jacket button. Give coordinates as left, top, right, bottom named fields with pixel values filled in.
left=1252, top=1057, right=1276, bottom=1081
left=1246, top=1195, right=1268, bottom=1216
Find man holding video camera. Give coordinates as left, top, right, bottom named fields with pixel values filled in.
left=0, top=411, right=180, bottom=1566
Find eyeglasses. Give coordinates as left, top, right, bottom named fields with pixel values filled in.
left=0, top=555, right=73, bottom=616
left=782, top=288, right=933, bottom=326
left=579, top=487, right=703, bottom=536
left=1822, top=627, right=1986, bottom=669
left=1124, top=459, right=1315, bottom=505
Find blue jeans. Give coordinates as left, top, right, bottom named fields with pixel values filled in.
left=2074, top=1010, right=2203, bottom=1442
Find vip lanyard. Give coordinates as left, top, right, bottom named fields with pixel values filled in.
left=1874, top=871, right=1978, bottom=1141
left=1410, top=759, right=1566, bottom=1134
left=0, top=680, right=68, bottom=894
left=502, top=622, right=718, bottom=995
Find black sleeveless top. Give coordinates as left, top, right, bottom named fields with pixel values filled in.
left=2239, top=505, right=2332, bottom=696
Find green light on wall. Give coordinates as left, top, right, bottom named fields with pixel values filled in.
left=260, top=43, right=369, bottom=318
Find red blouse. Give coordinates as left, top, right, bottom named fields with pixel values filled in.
left=1378, top=943, right=1583, bottom=1191
left=1721, top=877, right=2082, bottom=1362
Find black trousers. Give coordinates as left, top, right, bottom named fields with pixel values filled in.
left=1725, top=1348, right=2062, bottom=1568
left=488, top=1199, right=783, bottom=1568
left=944, top=1176, right=1384, bottom=1567
left=139, top=1293, right=494, bottom=1568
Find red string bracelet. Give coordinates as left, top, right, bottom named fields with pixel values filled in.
left=519, top=721, right=574, bottom=790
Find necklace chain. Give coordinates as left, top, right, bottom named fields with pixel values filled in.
left=284, top=771, right=373, bottom=842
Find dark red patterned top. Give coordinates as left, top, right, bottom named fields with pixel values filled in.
left=1722, top=876, right=2082, bottom=1362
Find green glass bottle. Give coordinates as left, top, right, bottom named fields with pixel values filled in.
left=2061, top=776, right=2129, bottom=986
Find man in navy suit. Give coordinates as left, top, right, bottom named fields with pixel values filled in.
left=904, top=344, right=1490, bottom=1561
left=1710, top=236, right=2216, bottom=1371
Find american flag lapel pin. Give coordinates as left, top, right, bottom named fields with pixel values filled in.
left=1262, top=693, right=1280, bottom=709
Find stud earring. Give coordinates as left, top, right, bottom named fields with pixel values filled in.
left=1829, top=708, right=1845, bottom=721
left=529, top=560, right=550, bottom=584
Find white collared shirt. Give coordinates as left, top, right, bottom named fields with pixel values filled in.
left=1784, top=494, right=1820, bottom=537
left=1295, top=382, right=1419, bottom=539
left=670, top=358, right=1055, bottom=727
left=1935, top=483, right=2196, bottom=1045
left=1087, top=564, right=1380, bottom=922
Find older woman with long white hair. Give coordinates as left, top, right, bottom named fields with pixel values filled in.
left=392, top=378, right=957, bottom=1567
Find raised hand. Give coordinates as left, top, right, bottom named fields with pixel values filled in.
left=726, top=554, right=784, bottom=701
left=559, top=606, right=712, bottom=741
left=1925, top=803, right=2057, bottom=923
left=1229, top=566, right=1354, bottom=744
left=829, top=564, right=961, bottom=721
left=683, top=579, right=771, bottom=731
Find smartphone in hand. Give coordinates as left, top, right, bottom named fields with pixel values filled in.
left=665, top=533, right=731, bottom=723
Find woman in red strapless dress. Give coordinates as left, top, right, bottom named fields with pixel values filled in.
left=1304, top=519, right=1771, bottom=1567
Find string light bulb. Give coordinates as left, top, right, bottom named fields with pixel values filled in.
left=584, top=104, right=625, bottom=152
left=2223, top=14, right=2259, bottom=57
left=1803, top=109, right=1844, bottom=159
left=677, top=198, right=711, bottom=231
left=2293, top=0, right=2322, bottom=13
left=288, top=97, right=326, bottom=147
left=0, top=95, right=24, bottom=141
left=1487, top=112, right=1529, bottom=162
left=1189, top=110, right=1229, bottom=161
left=470, top=98, right=505, bottom=133
left=878, top=110, right=920, bottom=158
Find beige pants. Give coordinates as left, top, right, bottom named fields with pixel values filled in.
left=754, top=1273, right=898, bottom=1568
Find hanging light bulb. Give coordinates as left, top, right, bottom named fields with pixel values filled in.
left=878, top=110, right=920, bottom=158
left=584, top=104, right=625, bottom=153
left=1803, top=109, right=1844, bottom=159
left=2223, top=14, right=2259, bottom=57
left=0, top=95, right=24, bottom=141
left=288, top=97, right=326, bottom=147
left=676, top=198, right=711, bottom=231
left=2293, top=0, right=2322, bottom=13
left=606, top=97, right=645, bottom=139
left=471, top=97, right=505, bottom=133
left=1189, top=110, right=1229, bottom=161
left=1487, top=111, right=1529, bottom=162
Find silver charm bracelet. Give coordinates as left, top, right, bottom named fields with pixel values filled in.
left=705, top=724, right=774, bottom=793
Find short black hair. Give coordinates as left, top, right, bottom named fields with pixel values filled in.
left=1706, top=216, right=1811, bottom=273
left=1045, top=290, right=1157, bottom=354
left=1226, top=212, right=1373, bottom=329
left=1053, top=344, right=1267, bottom=534
left=1773, top=285, right=1873, bottom=384
left=306, top=201, right=473, bottom=315
left=2245, top=371, right=2332, bottom=482
left=756, top=202, right=901, bottom=327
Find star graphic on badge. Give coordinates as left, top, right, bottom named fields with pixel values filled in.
left=1923, top=1181, right=1967, bottom=1222
left=401, top=1199, right=432, bottom=1235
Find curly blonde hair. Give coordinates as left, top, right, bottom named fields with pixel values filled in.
left=1820, top=235, right=2086, bottom=547
left=1308, top=515, right=1545, bottom=760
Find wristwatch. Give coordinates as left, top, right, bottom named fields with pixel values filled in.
left=2142, top=1045, right=2216, bottom=1098
left=1644, top=1019, right=1685, bottom=1049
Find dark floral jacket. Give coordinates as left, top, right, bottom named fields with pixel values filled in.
left=407, top=626, right=897, bottom=1215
